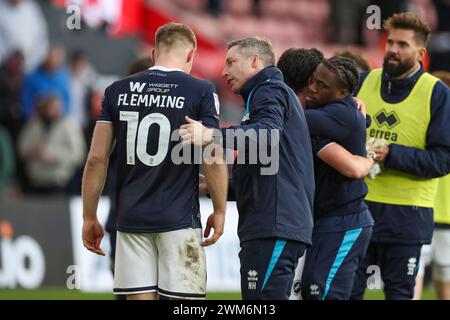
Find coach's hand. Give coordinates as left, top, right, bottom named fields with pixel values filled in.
left=179, top=116, right=214, bottom=146
left=82, top=217, right=106, bottom=256
left=202, top=211, right=225, bottom=246
left=353, top=97, right=367, bottom=118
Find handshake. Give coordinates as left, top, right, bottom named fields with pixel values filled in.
left=366, top=138, right=388, bottom=179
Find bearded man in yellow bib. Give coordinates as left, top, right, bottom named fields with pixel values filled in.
left=350, top=12, right=450, bottom=300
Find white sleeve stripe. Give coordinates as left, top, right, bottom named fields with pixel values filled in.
left=96, top=120, right=113, bottom=123
left=316, top=141, right=337, bottom=155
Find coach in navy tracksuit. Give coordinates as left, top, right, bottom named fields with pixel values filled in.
left=351, top=13, right=450, bottom=300
left=180, top=37, right=314, bottom=300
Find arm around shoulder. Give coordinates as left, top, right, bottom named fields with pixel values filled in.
left=318, top=143, right=374, bottom=179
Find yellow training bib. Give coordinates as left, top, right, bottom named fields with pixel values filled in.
left=434, top=174, right=450, bottom=224
left=358, top=69, right=439, bottom=207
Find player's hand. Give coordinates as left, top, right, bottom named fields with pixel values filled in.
left=202, top=211, right=225, bottom=246
left=82, top=217, right=105, bottom=256
left=179, top=116, right=214, bottom=146
left=199, top=174, right=208, bottom=193
left=366, top=154, right=375, bottom=167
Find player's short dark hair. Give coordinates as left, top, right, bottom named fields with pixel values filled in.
left=383, top=12, right=431, bottom=46
left=127, top=57, right=154, bottom=75
left=227, top=37, right=276, bottom=67
left=334, top=49, right=370, bottom=72
left=322, top=56, right=359, bottom=94
left=277, top=48, right=324, bottom=93
left=155, top=22, right=197, bottom=51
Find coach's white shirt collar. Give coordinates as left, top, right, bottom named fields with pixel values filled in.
left=149, top=66, right=184, bottom=73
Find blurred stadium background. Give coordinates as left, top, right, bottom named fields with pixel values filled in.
left=0, top=0, right=448, bottom=300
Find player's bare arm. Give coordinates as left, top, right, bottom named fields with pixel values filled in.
left=201, top=135, right=228, bottom=246
left=81, top=122, right=115, bottom=256
left=318, top=142, right=374, bottom=179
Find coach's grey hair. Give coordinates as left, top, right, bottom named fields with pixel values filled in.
left=227, top=37, right=276, bottom=67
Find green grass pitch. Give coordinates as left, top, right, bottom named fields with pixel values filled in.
left=0, top=287, right=438, bottom=300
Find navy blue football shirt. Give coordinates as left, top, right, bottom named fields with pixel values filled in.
left=98, top=66, right=220, bottom=233
left=304, top=96, right=369, bottom=219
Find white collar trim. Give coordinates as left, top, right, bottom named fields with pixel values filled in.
left=149, top=65, right=184, bottom=73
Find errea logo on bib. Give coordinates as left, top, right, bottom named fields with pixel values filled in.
left=369, top=109, right=400, bottom=142
left=374, top=109, right=400, bottom=129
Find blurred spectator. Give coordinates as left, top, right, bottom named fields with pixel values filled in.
left=407, top=0, right=438, bottom=31
left=84, top=75, right=119, bottom=141
left=335, top=49, right=371, bottom=72
left=0, top=50, right=24, bottom=140
left=207, top=0, right=223, bottom=16
left=69, top=50, right=97, bottom=130
left=330, top=0, right=369, bottom=44
left=428, top=0, right=450, bottom=71
left=374, top=0, right=410, bottom=22
left=253, top=0, right=262, bottom=16
left=206, top=0, right=262, bottom=17
left=0, top=125, right=14, bottom=195
left=59, top=0, right=121, bottom=29
left=0, top=0, right=49, bottom=73
left=17, top=95, right=85, bottom=194
left=21, top=46, right=71, bottom=119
